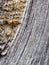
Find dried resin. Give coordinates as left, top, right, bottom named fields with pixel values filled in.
left=0, top=0, right=27, bottom=56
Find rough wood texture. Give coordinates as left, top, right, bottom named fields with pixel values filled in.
left=0, top=0, right=49, bottom=65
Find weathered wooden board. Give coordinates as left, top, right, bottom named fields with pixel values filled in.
left=0, top=0, right=49, bottom=65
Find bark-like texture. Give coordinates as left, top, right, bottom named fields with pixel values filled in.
left=0, top=0, right=49, bottom=65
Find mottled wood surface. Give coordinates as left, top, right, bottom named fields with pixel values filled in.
left=0, top=0, right=49, bottom=65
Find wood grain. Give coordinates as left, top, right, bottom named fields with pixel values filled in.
left=0, top=0, right=49, bottom=65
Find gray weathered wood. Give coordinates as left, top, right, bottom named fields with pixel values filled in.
left=0, top=0, right=49, bottom=65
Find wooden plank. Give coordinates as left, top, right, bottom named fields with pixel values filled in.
left=0, top=0, right=49, bottom=65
